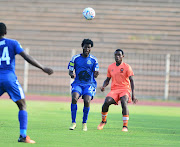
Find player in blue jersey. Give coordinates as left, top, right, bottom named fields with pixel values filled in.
left=0, top=22, right=53, bottom=143
left=68, top=39, right=99, bottom=131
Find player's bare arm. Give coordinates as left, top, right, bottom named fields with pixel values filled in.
left=69, top=70, right=76, bottom=79
left=19, top=51, right=53, bottom=75
left=129, top=76, right=138, bottom=104
left=101, top=77, right=111, bottom=92
left=94, top=71, right=99, bottom=78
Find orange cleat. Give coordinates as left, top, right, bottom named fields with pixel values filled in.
left=97, top=121, right=107, bottom=130
left=18, top=135, right=36, bottom=144
left=122, top=126, right=128, bottom=132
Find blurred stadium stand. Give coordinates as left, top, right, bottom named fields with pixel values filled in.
left=1, top=0, right=180, bottom=100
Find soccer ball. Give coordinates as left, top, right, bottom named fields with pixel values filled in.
left=83, top=7, right=95, bottom=20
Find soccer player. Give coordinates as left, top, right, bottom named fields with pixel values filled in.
left=97, top=49, right=138, bottom=132
left=68, top=39, right=99, bottom=131
left=0, top=22, right=53, bottom=143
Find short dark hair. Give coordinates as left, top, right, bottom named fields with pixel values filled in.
left=81, top=39, right=93, bottom=47
left=0, top=22, right=7, bottom=36
left=115, top=49, right=124, bottom=55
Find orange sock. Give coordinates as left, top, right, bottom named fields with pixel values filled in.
left=123, top=115, right=129, bottom=127
left=101, top=112, right=108, bottom=122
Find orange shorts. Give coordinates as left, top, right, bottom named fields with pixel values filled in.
left=106, top=89, right=131, bottom=105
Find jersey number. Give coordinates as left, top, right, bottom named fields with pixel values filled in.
left=0, top=47, right=10, bottom=65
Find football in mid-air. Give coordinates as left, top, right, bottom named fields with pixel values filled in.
left=83, top=7, right=95, bottom=20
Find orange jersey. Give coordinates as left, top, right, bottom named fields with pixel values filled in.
left=107, top=62, right=134, bottom=92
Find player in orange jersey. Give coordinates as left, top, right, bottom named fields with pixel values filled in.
left=97, top=49, right=138, bottom=132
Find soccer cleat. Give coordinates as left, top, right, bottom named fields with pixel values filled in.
left=18, top=135, right=36, bottom=144
left=97, top=121, right=107, bottom=130
left=69, top=123, right=76, bottom=130
left=122, top=126, right=128, bottom=132
left=82, top=123, right=87, bottom=131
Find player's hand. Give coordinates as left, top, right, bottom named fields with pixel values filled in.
left=70, top=74, right=76, bottom=79
left=100, top=86, right=105, bottom=92
left=132, top=97, right=138, bottom=104
left=94, top=71, right=99, bottom=78
left=42, top=67, right=54, bottom=75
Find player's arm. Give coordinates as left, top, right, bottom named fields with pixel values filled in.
left=69, top=70, right=75, bottom=79
left=68, top=57, right=75, bottom=78
left=100, top=77, right=111, bottom=92
left=129, top=76, right=138, bottom=104
left=19, top=51, right=53, bottom=75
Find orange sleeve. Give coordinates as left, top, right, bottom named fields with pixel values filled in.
left=127, top=65, right=134, bottom=77
left=107, top=65, right=111, bottom=78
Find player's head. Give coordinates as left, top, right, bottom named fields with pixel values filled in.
left=0, top=22, right=7, bottom=37
left=81, top=39, right=93, bottom=48
left=114, top=49, right=124, bottom=63
left=81, top=39, right=93, bottom=57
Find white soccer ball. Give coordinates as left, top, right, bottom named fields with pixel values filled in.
left=83, top=7, right=95, bottom=20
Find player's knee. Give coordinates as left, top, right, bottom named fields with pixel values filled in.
left=121, top=99, right=128, bottom=108
left=105, top=98, right=114, bottom=106
left=72, top=98, right=78, bottom=104
left=84, top=99, right=90, bottom=106
left=16, top=99, right=26, bottom=110
left=103, top=101, right=109, bottom=106
left=72, top=92, right=79, bottom=103
left=84, top=102, right=90, bottom=107
left=83, top=97, right=91, bottom=107
left=21, top=104, right=26, bottom=110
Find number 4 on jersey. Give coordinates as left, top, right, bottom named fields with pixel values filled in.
left=0, top=47, right=10, bottom=65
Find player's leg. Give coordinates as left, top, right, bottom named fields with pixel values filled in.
left=16, top=99, right=27, bottom=137
left=97, top=97, right=116, bottom=130
left=102, top=97, right=116, bottom=122
left=82, top=94, right=91, bottom=124
left=5, top=79, right=35, bottom=143
left=82, top=95, right=91, bottom=131
left=81, top=85, right=96, bottom=131
left=71, top=92, right=80, bottom=123
left=16, top=99, right=35, bottom=143
left=69, top=85, right=82, bottom=130
left=120, top=95, right=129, bottom=132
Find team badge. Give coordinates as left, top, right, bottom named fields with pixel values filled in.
left=120, top=68, right=124, bottom=73
left=87, top=60, right=91, bottom=64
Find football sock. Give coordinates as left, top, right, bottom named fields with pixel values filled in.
left=101, top=112, right=108, bottom=122
left=18, top=110, right=28, bottom=138
left=82, top=107, right=90, bottom=123
left=71, top=103, right=77, bottom=123
left=123, top=115, right=129, bottom=127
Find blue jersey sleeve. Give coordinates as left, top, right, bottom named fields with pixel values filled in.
left=93, top=58, right=99, bottom=72
left=68, top=54, right=80, bottom=71
left=68, top=56, right=75, bottom=71
left=14, top=40, right=24, bottom=54
left=90, top=55, right=99, bottom=72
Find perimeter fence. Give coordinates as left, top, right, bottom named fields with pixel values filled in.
left=15, top=49, right=180, bottom=100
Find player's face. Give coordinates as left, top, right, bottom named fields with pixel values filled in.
left=114, top=51, right=124, bottom=63
left=82, top=44, right=91, bottom=57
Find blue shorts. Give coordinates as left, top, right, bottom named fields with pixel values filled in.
left=71, top=84, right=96, bottom=99
left=0, top=79, right=25, bottom=102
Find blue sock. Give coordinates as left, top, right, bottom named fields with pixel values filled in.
left=71, top=104, right=77, bottom=123
left=82, top=107, right=90, bottom=123
left=18, top=110, right=28, bottom=138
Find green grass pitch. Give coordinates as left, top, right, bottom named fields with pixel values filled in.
left=0, top=99, right=180, bottom=147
